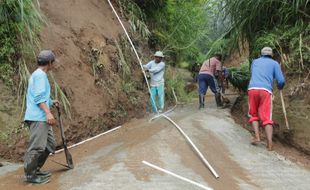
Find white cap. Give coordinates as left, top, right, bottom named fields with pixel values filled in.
left=261, top=47, right=273, bottom=56
left=154, top=51, right=164, bottom=58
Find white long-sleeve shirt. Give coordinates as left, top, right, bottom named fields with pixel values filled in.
left=143, top=60, right=165, bottom=86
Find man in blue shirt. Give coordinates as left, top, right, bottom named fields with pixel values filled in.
left=24, top=50, right=58, bottom=184
left=248, top=47, right=285, bottom=151
left=143, top=51, right=165, bottom=113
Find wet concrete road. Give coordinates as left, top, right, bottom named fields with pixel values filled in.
left=1, top=103, right=310, bottom=190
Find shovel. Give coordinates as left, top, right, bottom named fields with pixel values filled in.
left=56, top=106, right=74, bottom=169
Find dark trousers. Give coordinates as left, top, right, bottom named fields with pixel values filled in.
left=198, top=73, right=218, bottom=95
left=24, top=121, right=56, bottom=178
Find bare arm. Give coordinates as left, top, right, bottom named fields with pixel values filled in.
left=39, top=102, right=56, bottom=125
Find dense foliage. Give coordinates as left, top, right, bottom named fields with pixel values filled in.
left=228, top=61, right=250, bottom=92
left=0, top=0, right=42, bottom=85
left=130, top=0, right=212, bottom=66
left=224, top=0, right=309, bottom=47
left=222, top=0, right=310, bottom=90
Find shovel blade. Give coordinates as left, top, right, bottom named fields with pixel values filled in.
left=64, top=148, right=74, bottom=169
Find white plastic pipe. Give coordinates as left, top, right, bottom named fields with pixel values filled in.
left=150, top=88, right=178, bottom=121
left=106, top=0, right=158, bottom=114
left=172, top=87, right=179, bottom=104
left=142, top=161, right=213, bottom=190
left=106, top=0, right=219, bottom=179
left=161, top=114, right=219, bottom=178
left=53, top=126, right=122, bottom=154
left=149, top=105, right=177, bottom=122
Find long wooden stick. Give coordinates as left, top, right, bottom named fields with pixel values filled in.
left=280, top=90, right=290, bottom=130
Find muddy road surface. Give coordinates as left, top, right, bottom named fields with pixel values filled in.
left=1, top=100, right=310, bottom=190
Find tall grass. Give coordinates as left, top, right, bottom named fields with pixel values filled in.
left=0, top=0, right=43, bottom=63
left=17, top=61, right=30, bottom=118
left=114, top=39, right=131, bottom=78
left=253, top=24, right=310, bottom=71
left=1, top=1, right=71, bottom=119
left=117, top=0, right=150, bottom=38
left=50, top=73, right=71, bottom=118
left=1, top=0, right=43, bottom=106
left=165, top=66, right=195, bottom=103
left=224, top=0, right=309, bottom=49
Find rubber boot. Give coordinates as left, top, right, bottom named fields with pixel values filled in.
left=215, top=93, right=223, bottom=108
left=37, top=150, right=51, bottom=178
left=24, top=153, right=50, bottom=184
left=36, top=169, right=51, bottom=178
left=199, top=94, right=205, bottom=109
left=25, top=175, right=50, bottom=184
left=37, top=149, right=49, bottom=169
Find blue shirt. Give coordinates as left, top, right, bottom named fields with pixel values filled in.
left=143, top=60, right=165, bottom=86
left=24, top=68, right=52, bottom=121
left=248, top=56, right=285, bottom=93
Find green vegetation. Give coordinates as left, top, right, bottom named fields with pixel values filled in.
left=0, top=0, right=42, bottom=82
left=223, top=0, right=309, bottom=64
left=0, top=0, right=72, bottom=119
left=121, top=81, right=136, bottom=95
left=224, top=0, right=309, bottom=48
left=165, top=67, right=196, bottom=103
left=253, top=25, right=310, bottom=72
left=0, top=0, right=43, bottom=120
left=115, top=38, right=131, bottom=79
left=217, top=0, right=310, bottom=90
left=110, top=105, right=127, bottom=121
left=117, top=0, right=150, bottom=38
left=122, top=0, right=213, bottom=67
left=117, top=0, right=216, bottom=102
left=228, top=61, right=250, bottom=93
left=51, top=74, right=71, bottom=119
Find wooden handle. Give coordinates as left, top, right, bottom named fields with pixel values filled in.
left=280, top=90, right=290, bottom=130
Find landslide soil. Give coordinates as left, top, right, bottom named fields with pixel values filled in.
left=0, top=0, right=149, bottom=161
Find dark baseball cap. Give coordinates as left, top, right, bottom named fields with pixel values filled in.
left=37, top=50, right=56, bottom=65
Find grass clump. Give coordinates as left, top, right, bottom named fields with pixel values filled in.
left=228, top=61, right=250, bottom=93
left=165, top=67, right=195, bottom=103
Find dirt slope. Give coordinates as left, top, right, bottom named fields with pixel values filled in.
left=0, top=0, right=149, bottom=160
left=40, top=0, right=149, bottom=144
left=40, top=0, right=121, bottom=117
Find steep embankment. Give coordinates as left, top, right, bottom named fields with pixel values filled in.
left=226, top=45, right=310, bottom=156
left=232, top=75, right=310, bottom=154
left=0, top=0, right=149, bottom=160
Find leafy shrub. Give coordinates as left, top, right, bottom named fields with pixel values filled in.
left=0, top=0, right=42, bottom=84
left=165, top=66, right=195, bottom=103
left=228, top=61, right=250, bottom=92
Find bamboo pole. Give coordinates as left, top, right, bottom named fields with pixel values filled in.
left=280, top=90, right=290, bottom=130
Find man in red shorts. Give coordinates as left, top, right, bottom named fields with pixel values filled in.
left=248, top=47, right=285, bottom=151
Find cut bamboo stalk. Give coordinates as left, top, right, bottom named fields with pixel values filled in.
left=280, top=90, right=290, bottom=130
